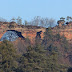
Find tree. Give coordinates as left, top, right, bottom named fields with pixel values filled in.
left=0, top=17, right=7, bottom=22
left=17, top=42, right=62, bottom=72
left=10, top=17, right=16, bottom=22
left=60, top=17, right=65, bottom=21
left=17, top=16, right=22, bottom=25
left=67, top=67, right=72, bottom=72
left=66, top=16, right=72, bottom=22
left=57, top=17, right=65, bottom=26
left=28, top=16, right=56, bottom=27
left=0, top=40, right=18, bottom=72
left=42, top=27, right=70, bottom=72
left=49, top=18, right=55, bottom=27
left=24, top=20, right=28, bottom=26
left=17, top=45, right=48, bottom=72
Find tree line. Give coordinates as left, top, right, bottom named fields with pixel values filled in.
left=0, top=16, right=56, bottom=28
left=1, top=16, right=72, bottom=28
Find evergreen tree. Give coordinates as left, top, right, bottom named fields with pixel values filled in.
left=10, top=17, right=16, bottom=22
left=0, top=40, right=18, bottom=72
left=17, top=45, right=48, bottom=72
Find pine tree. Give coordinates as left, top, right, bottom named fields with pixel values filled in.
left=0, top=40, right=18, bottom=72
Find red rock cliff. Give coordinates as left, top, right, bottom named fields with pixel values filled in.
left=0, top=22, right=72, bottom=43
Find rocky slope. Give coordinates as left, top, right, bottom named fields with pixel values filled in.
left=0, top=22, right=72, bottom=66
left=0, top=22, right=72, bottom=44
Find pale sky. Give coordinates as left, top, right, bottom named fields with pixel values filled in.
left=0, top=0, right=72, bottom=22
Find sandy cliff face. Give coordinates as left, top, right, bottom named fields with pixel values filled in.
left=0, top=23, right=46, bottom=43
left=52, top=25, right=72, bottom=44
left=0, top=22, right=72, bottom=43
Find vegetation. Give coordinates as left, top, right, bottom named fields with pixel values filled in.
left=0, top=40, right=18, bottom=72
left=0, top=16, right=72, bottom=72
left=16, top=16, right=22, bottom=25
left=8, top=24, right=14, bottom=28
left=0, top=27, right=71, bottom=72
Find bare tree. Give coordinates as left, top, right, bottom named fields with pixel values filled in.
left=17, top=16, right=22, bottom=25
left=49, top=18, right=55, bottom=27
left=24, top=20, right=28, bottom=26
left=33, top=16, right=41, bottom=26
left=27, top=16, right=56, bottom=28
left=0, top=17, right=7, bottom=22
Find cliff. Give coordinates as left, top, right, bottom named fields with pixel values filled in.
left=0, top=22, right=72, bottom=44
left=0, top=22, right=45, bottom=43
left=52, top=23, right=72, bottom=44
left=0, top=22, right=72, bottom=66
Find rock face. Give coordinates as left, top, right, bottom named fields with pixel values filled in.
left=0, top=22, right=72, bottom=44
left=0, top=22, right=46, bottom=43
left=0, top=31, right=19, bottom=41
left=52, top=24, right=72, bottom=44
left=0, top=22, right=72, bottom=67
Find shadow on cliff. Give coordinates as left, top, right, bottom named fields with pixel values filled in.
left=36, top=31, right=42, bottom=38
left=35, top=31, right=42, bottom=44
left=7, top=30, right=25, bottom=39
left=67, top=68, right=72, bottom=72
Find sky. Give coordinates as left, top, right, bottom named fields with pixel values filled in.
left=0, top=0, right=72, bottom=22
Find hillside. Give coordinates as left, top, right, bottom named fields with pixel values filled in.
left=0, top=22, right=72, bottom=43
left=0, top=22, right=45, bottom=43
left=0, top=21, right=72, bottom=72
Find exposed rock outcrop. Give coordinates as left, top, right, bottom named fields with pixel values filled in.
left=0, top=22, right=72, bottom=44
